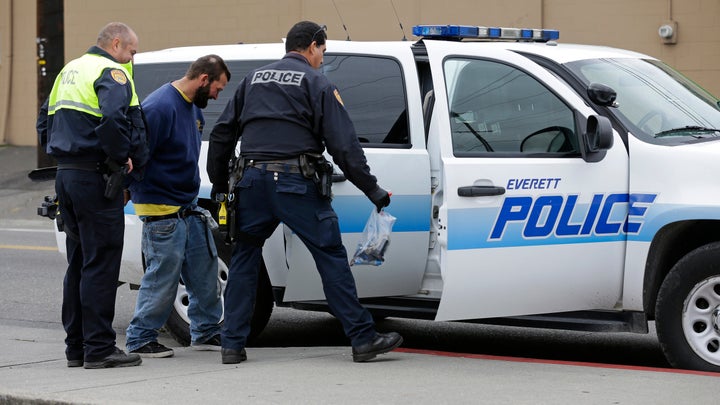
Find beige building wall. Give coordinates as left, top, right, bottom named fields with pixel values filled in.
left=2, top=0, right=720, bottom=147
left=1, top=0, right=37, bottom=146
left=61, top=0, right=543, bottom=56
left=544, top=0, right=720, bottom=97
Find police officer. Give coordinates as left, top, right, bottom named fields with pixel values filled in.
left=207, top=20, right=402, bottom=364
left=37, top=22, right=149, bottom=369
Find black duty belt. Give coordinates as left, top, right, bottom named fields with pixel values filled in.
left=245, top=158, right=301, bottom=174
left=57, top=162, right=101, bottom=172
left=142, top=208, right=204, bottom=223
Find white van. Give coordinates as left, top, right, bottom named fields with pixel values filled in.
left=54, top=24, right=720, bottom=372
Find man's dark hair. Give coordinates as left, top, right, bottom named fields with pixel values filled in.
left=285, top=21, right=326, bottom=53
left=186, top=54, right=231, bottom=83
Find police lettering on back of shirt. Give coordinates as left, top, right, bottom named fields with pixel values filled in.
left=251, top=69, right=304, bottom=85
left=237, top=53, right=378, bottom=197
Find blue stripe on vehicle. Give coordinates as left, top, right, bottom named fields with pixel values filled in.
left=126, top=193, right=431, bottom=234
left=332, top=195, right=431, bottom=233
left=447, top=203, right=720, bottom=250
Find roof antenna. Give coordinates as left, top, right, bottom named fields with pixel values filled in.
left=390, top=0, right=407, bottom=41
left=331, top=0, right=351, bottom=41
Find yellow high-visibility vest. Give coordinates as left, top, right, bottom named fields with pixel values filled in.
left=48, top=53, right=139, bottom=117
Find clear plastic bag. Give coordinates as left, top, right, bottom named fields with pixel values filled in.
left=351, top=209, right=397, bottom=266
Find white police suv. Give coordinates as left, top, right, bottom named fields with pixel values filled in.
left=55, top=24, right=720, bottom=371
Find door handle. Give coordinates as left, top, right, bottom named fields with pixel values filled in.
left=457, top=185, right=506, bottom=197
left=332, top=173, right=347, bottom=182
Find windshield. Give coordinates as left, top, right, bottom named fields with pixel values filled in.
left=565, top=58, right=720, bottom=143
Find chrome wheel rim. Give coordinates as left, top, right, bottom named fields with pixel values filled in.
left=682, top=275, right=720, bottom=366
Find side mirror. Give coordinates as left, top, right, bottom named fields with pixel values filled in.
left=587, top=83, right=617, bottom=107
left=584, top=115, right=613, bottom=152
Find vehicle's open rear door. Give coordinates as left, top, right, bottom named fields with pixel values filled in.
left=283, top=43, right=432, bottom=301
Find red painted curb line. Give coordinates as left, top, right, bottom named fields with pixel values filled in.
left=394, top=347, right=720, bottom=377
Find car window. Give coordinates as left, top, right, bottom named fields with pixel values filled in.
left=444, top=58, right=578, bottom=156
left=134, top=56, right=409, bottom=145
left=567, top=58, right=720, bottom=144
left=133, top=60, right=272, bottom=140
left=322, top=55, right=409, bottom=146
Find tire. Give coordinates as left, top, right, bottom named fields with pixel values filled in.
left=655, top=242, right=720, bottom=372
left=163, top=229, right=274, bottom=346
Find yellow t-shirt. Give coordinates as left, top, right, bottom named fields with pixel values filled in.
left=133, top=203, right=180, bottom=217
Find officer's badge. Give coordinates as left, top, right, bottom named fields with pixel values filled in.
left=334, top=89, right=345, bottom=106
left=197, top=119, right=204, bottom=132
left=110, top=69, right=128, bottom=85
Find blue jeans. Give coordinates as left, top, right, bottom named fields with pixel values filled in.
left=126, top=211, right=222, bottom=351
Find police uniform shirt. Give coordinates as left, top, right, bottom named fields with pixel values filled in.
left=208, top=52, right=380, bottom=197
left=43, top=46, right=140, bottom=165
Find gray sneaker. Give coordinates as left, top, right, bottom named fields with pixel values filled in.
left=130, top=341, right=174, bottom=358
left=191, top=334, right=221, bottom=351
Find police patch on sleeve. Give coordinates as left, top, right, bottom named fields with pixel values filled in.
left=334, top=89, right=345, bottom=106
left=110, top=69, right=128, bottom=85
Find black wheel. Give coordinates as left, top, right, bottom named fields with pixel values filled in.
left=655, top=242, right=720, bottom=371
left=162, top=229, right=274, bottom=346
left=368, top=309, right=389, bottom=322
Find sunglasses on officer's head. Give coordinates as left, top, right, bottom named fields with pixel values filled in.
left=312, top=25, right=327, bottom=42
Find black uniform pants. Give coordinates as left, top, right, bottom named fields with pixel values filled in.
left=55, top=169, right=124, bottom=361
left=222, top=167, right=376, bottom=351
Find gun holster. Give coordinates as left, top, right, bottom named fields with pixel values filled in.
left=221, top=156, right=245, bottom=244
left=102, top=158, right=128, bottom=200
left=300, top=154, right=333, bottom=199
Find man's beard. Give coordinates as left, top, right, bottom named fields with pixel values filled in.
left=193, top=84, right=211, bottom=108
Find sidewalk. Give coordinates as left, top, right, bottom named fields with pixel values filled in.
left=1, top=321, right=717, bottom=405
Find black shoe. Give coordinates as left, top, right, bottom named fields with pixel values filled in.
left=67, top=359, right=83, bottom=368
left=352, top=332, right=403, bottom=362
left=84, top=347, right=142, bottom=369
left=130, top=341, right=174, bottom=358
left=66, top=346, right=83, bottom=367
left=192, top=334, right=222, bottom=351
left=221, top=347, right=247, bottom=364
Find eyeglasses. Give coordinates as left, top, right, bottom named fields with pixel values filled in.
left=312, top=25, right=327, bottom=42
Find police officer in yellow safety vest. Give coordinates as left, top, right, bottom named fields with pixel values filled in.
left=36, top=22, right=149, bottom=369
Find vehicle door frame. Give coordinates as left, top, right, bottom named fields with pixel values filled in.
left=423, top=40, right=631, bottom=321
left=283, top=43, right=432, bottom=301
